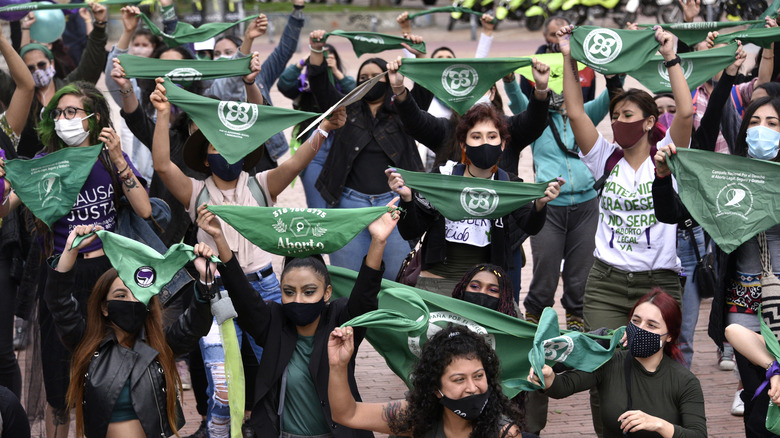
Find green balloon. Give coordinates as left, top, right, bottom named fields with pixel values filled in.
left=30, top=9, right=66, bottom=44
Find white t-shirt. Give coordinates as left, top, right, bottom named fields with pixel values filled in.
left=580, top=132, right=681, bottom=272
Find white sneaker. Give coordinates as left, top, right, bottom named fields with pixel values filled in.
left=731, top=389, right=745, bottom=416
left=718, top=351, right=736, bottom=371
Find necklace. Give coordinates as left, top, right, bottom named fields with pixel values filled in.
left=467, top=165, right=478, bottom=177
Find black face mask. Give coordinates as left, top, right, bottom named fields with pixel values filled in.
left=463, top=291, right=500, bottom=311
left=438, top=386, right=492, bottom=421
left=207, top=154, right=244, bottom=181
left=282, top=298, right=326, bottom=326
left=107, top=300, right=148, bottom=334
left=361, top=80, right=388, bottom=102
left=465, top=143, right=502, bottom=169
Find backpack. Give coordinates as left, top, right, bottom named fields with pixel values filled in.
left=592, top=144, right=658, bottom=193
left=195, top=175, right=268, bottom=209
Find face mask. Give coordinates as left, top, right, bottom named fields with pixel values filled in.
left=462, top=291, right=499, bottom=311
left=658, top=112, right=674, bottom=131
left=625, top=321, right=667, bottom=358
left=282, top=298, right=325, bottom=326
left=611, top=118, right=648, bottom=149
left=33, top=65, right=56, bottom=88
left=361, top=80, right=388, bottom=102
left=106, top=300, right=149, bottom=334
left=464, top=143, right=502, bottom=169
left=55, top=113, right=94, bottom=146
left=129, top=46, right=153, bottom=58
left=207, top=154, right=244, bottom=181
left=547, top=42, right=561, bottom=53
left=214, top=55, right=233, bottom=61
left=746, top=126, right=780, bottom=160
left=438, top=386, right=491, bottom=421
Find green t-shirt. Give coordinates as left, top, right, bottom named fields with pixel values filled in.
left=282, top=335, right=331, bottom=435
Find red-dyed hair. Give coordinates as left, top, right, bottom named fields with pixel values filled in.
left=629, top=288, right=685, bottom=365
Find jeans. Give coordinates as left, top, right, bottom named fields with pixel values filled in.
left=328, top=187, right=411, bottom=281
left=300, top=135, right=332, bottom=209
left=677, top=226, right=706, bottom=368
left=200, top=265, right=281, bottom=438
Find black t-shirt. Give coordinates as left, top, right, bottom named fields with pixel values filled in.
left=344, top=133, right=393, bottom=195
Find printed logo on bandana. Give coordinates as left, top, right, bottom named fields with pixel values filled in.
left=353, top=35, right=385, bottom=45
left=716, top=182, right=754, bottom=220
left=38, top=172, right=63, bottom=207
left=165, top=67, right=202, bottom=82
left=543, top=336, right=575, bottom=362
left=408, top=311, right=496, bottom=357
left=218, top=101, right=258, bottom=132
left=272, top=207, right=327, bottom=254
left=460, top=187, right=499, bottom=217
left=658, top=58, right=693, bottom=81
left=583, top=29, right=622, bottom=65
left=442, top=64, right=479, bottom=97
left=134, top=266, right=156, bottom=288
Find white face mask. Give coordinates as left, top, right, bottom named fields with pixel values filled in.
left=54, top=114, right=94, bottom=146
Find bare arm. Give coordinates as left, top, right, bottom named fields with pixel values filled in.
left=243, top=53, right=264, bottom=106
left=102, top=127, right=151, bottom=218
left=557, top=25, right=600, bottom=154
left=150, top=78, right=193, bottom=208
left=0, top=22, right=34, bottom=136
left=725, top=323, right=775, bottom=369
left=116, top=6, right=141, bottom=51
left=657, top=26, right=694, bottom=149
left=111, top=58, right=139, bottom=114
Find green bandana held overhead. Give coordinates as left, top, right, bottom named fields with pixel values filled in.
left=667, top=148, right=780, bottom=254
left=161, top=78, right=319, bottom=165
left=627, top=43, right=738, bottom=94
left=323, top=30, right=426, bottom=58
left=397, top=57, right=532, bottom=115
left=138, top=13, right=260, bottom=47
left=570, top=26, right=659, bottom=75
left=3, top=145, right=102, bottom=229
left=758, top=0, right=780, bottom=24
left=330, top=267, right=621, bottom=398
left=117, top=54, right=251, bottom=82
left=206, top=206, right=393, bottom=257
left=70, top=230, right=220, bottom=306
left=408, top=6, right=489, bottom=20
left=713, top=26, right=780, bottom=49
left=515, top=53, right=585, bottom=94
left=0, top=0, right=141, bottom=13
left=637, top=21, right=765, bottom=46
left=395, top=168, right=551, bottom=221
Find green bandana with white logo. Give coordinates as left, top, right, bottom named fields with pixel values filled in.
left=571, top=26, right=659, bottom=74
left=139, top=13, right=259, bottom=47
left=396, top=168, right=550, bottom=221
left=713, top=25, right=780, bottom=49
left=627, top=43, right=738, bottom=94
left=398, top=57, right=533, bottom=115
left=162, top=78, right=319, bottom=165
left=117, top=54, right=251, bottom=82
left=206, top=206, right=393, bottom=257
left=637, top=21, right=765, bottom=46
left=4, top=145, right=102, bottom=229
left=667, top=148, right=780, bottom=254
left=0, top=0, right=140, bottom=13
left=323, top=30, right=426, bottom=58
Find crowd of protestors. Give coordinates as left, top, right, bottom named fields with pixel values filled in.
left=2, top=0, right=780, bottom=436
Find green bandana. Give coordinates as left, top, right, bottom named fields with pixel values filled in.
left=626, top=44, right=738, bottom=94
left=713, top=26, right=780, bottom=49
left=4, top=145, right=102, bottom=229
left=408, top=6, right=487, bottom=20
left=221, top=320, right=244, bottom=438
left=571, top=26, right=659, bottom=75
left=206, top=206, right=393, bottom=257
left=162, top=78, right=318, bottom=165
left=117, top=54, right=251, bottom=82
left=0, top=0, right=140, bottom=13
left=759, top=0, right=780, bottom=24
left=323, top=30, right=426, bottom=58
left=396, top=168, right=550, bottom=221
left=70, top=230, right=220, bottom=305
left=139, top=13, right=259, bottom=47
left=759, top=308, right=780, bottom=433
left=331, top=267, right=617, bottom=398
left=667, top=148, right=780, bottom=254
left=637, top=21, right=765, bottom=46
left=515, top=53, right=585, bottom=94
left=398, top=57, right=533, bottom=115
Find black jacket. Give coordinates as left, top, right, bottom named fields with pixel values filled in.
left=44, top=265, right=213, bottom=437
left=398, top=163, right=547, bottom=274
left=224, top=255, right=382, bottom=438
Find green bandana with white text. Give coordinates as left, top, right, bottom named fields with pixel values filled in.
left=396, top=168, right=550, bottom=221
left=398, top=57, right=533, bottom=115
left=637, top=21, right=765, bottom=46
left=139, top=13, right=259, bottom=47
left=117, top=54, right=251, bottom=81
left=627, top=44, right=738, bottom=94
left=571, top=26, right=659, bottom=75
left=667, top=148, right=780, bottom=254
left=324, top=30, right=426, bottom=58
left=4, top=145, right=102, bottom=229
left=206, top=206, right=392, bottom=257
left=713, top=26, right=780, bottom=49
left=0, top=0, right=140, bottom=13
left=162, top=78, right=319, bottom=165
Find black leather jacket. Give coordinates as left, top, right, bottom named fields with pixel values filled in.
left=44, top=265, right=213, bottom=437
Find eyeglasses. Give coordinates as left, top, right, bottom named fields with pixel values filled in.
left=26, top=61, right=49, bottom=72
left=49, top=107, right=88, bottom=120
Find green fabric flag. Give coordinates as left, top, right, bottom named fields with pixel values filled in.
left=759, top=309, right=780, bottom=433
left=408, top=6, right=486, bottom=20
left=713, top=26, right=780, bottom=48
left=515, top=53, right=586, bottom=94
left=117, top=54, right=251, bottom=81
left=626, top=43, right=738, bottom=94
left=323, top=30, right=426, bottom=58
left=637, top=21, right=765, bottom=46
left=398, top=57, right=533, bottom=115
left=162, top=78, right=318, bottom=165
left=396, top=168, right=550, bottom=221
left=0, top=0, right=141, bottom=13
left=4, top=145, right=102, bottom=229
left=667, top=148, right=780, bottom=254
left=139, top=13, right=259, bottom=47
left=758, top=0, right=780, bottom=25
left=331, top=266, right=619, bottom=398
left=220, top=320, right=245, bottom=438
left=206, top=206, right=392, bottom=257
left=71, top=230, right=220, bottom=305
left=571, top=26, right=659, bottom=75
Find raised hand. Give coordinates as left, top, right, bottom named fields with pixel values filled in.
left=654, top=143, right=677, bottom=178
left=149, top=78, right=170, bottom=113
left=679, top=0, right=700, bottom=23
left=320, top=106, right=347, bottom=133
left=654, top=25, right=676, bottom=61
left=193, top=242, right=218, bottom=283
left=89, top=1, right=107, bottom=23
left=556, top=24, right=574, bottom=56
left=387, top=56, right=406, bottom=94
left=385, top=168, right=412, bottom=202
left=531, top=57, right=551, bottom=91
left=243, top=52, right=262, bottom=84
left=725, top=42, right=747, bottom=76
left=244, top=14, right=268, bottom=41
left=367, top=197, right=400, bottom=242
left=328, top=326, right=356, bottom=368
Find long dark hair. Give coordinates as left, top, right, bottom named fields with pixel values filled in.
left=609, top=88, right=663, bottom=144
left=452, top=264, right=516, bottom=317
left=629, top=288, right=684, bottom=365
left=735, top=96, right=780, bottom=160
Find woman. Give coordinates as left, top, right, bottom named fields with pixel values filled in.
left=528, top=289, right=707, bottom=438
left=386, top=103, right=561, bottom=295
left=197, top=199, right=398, bottom=437
left=328, top=324, right=523, bottom=437
left=452, top=264, right=517, bottom=317
left=45, top=225, right=215, bottom=437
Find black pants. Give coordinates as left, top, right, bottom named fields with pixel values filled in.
left=736, top=350, right=780, bottom=437
left=0, top=252, right=22, bottom=398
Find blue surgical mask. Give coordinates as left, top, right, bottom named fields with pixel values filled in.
left=207, top=154, right=244, bottom=181
left=746, top=126, right=780, bottom=160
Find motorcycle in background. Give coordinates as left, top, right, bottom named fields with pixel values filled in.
left=658, top=0, right=768, bottom=23
left=563, top=0, right=675, bottom=28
